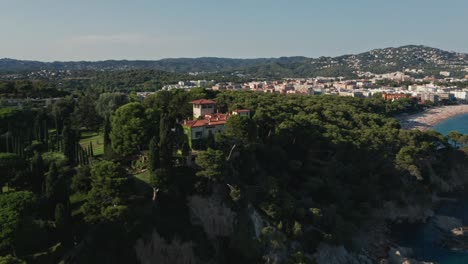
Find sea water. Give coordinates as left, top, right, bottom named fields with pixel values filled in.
left=433, top=114, right=468, bottom=135
left=394, top=114, right=468, bottom=264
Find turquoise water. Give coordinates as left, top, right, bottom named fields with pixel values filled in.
left=432, top=114, right=468, bottom=135
left=394, top=113, right=468, bottom=263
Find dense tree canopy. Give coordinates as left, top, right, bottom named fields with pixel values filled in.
left=0, top=191, right=36, bottom=254
left=95, top=92, right=129, bottom=119
left=222, top=115, right=257, bottom=143
left=1, top=85, right=467, bottom=263
left=110, top=102, right=152, bottom=157
left=0, top=153, right=26, bottom=188
left=82, top=160, right=130, bottom=223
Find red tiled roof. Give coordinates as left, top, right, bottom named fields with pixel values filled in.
left=233, top=109, right=250, bottom=113
left=183, top=113, right=230, bottom=128
left=190, top=99, right=216, bottom=105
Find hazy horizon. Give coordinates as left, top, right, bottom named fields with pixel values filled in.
left=1, top=44, right=464, bottom=63
left=1, top=0, right=467, bottom=61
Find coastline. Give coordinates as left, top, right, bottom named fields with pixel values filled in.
left=398, top=105, right=468, bottom=131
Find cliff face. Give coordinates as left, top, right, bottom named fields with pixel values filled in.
left=374, top=202, right=435, bottom=223
left=135, top=231, right=196, bottom=264
left=313, top=243, right=373, bottom=264
left=315, top=154, right=468, bottom=264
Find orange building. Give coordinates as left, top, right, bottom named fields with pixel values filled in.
left=382, top=93, right=411, bottom=101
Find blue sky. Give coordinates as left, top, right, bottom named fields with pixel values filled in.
left=1, top=0, right=467, bottom=61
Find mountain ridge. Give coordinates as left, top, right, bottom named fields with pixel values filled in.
left=2, top=45, right=468, bottom=77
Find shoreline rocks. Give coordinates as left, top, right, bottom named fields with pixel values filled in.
left=431, top=215, right=468, bottom=252
left=375, top=201, right=434, bottom=223
left=432, top=215, right=463, bottom=233
left=381, top=247, right=435, bottom=264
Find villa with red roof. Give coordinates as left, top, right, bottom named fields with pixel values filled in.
left=191, top=99, right=217, bottom=118
left=182, top=99, right=250, bottom=148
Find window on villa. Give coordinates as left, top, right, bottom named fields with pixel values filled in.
left=195, top=131, right=202, bottom=138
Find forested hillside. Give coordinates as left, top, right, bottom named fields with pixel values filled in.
left=1, top=89, right=467, bottom=263
left=2, top=45, right=467, bottom=78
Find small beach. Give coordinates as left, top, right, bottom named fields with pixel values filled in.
left=398, top=105, right=468, bottom=131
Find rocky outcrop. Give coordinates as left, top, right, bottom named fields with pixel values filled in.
left=431, top=215, right=468, bottom=252
left=375, top=201, right=434, bottom=223
left=432, top=215, right=463, bottom=232
left=381, top=247, right=435, bottom=264
left=134, top=230, right=196, bottom=264
left=352, top=220, right=391, bottom=259
left=313, top=243, right=372, bottom=264
left=248, top=204, right=266, bottom=239
left=188, top=195, right=236, bottom=239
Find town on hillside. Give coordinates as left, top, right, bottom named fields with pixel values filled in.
left=156, top=70, right=468, bottom=105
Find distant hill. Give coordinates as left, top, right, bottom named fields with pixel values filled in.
left=2, top=45, right=468, bottom=77
left=0, top=57, right=302, bottom=73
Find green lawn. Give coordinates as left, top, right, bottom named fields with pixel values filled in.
left=134, top=170, right=151, bottom=184
left=79, top=131, right=104, bottom=157
left=133, top=170, right=153, bottom=196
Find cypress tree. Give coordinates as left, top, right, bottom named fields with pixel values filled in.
left=77, top=148, right=82, bottom=165
left=18, top=138, right=24, bottom=158
left=5, top=132, right=9, bottom=153
left=76, top=143, right=81, bottom=165
left=11, top=135, right=16, bottom=154
left=54, top=203, right=72, bottom=246
left=89, top=142, right=94, bottom=157
left=62, top=124, right=77, bottom=165
left=31, top=152, right=45, bottom=194
left=103, top=116, right=112, bottom=156
left=148, top=137, right=159, bottom=173
left=46, top=163, right=59, bottom=200
left=6, top=122, right=12, bottom=152
left=159, top=113, right=173, bottom=174
left=81, top=148, right=87, bottom=165
left=44, top=119, right=49, bottom=149
left=55, top=117, right=60, bottom=150
left=45, top=163, right=60, bottom=218
left=154, top=113, right=173, bottom=194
